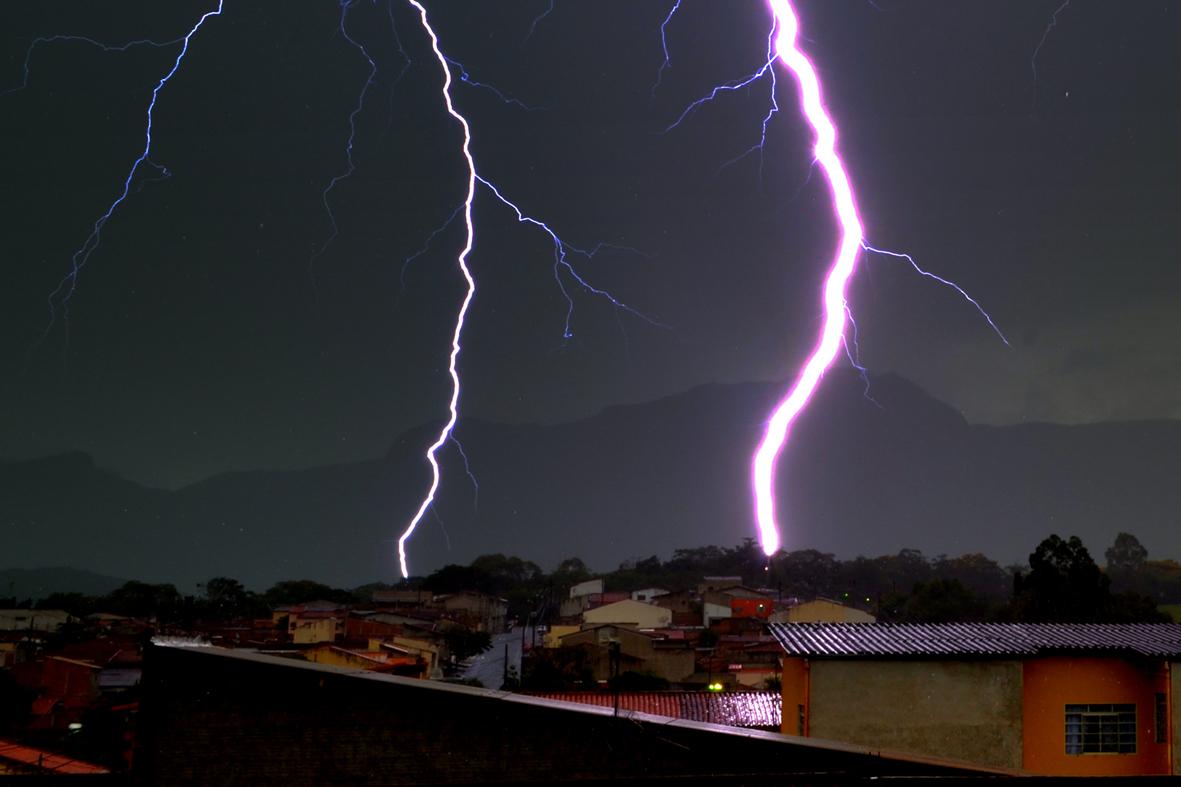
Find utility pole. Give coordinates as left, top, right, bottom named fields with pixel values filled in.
left=610, top=640, right=621, bottom=717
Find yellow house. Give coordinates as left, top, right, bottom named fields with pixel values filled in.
left=583, top=599, right=671, bottom=629
left=784, top=598, right=875, bottom=623
left=771, top=622, right=1181, bottom=776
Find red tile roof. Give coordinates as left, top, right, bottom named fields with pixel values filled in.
left=527, top=692, right=780, bottom=728
left=768, top=622, right=1181, bottom=658
left=0, top=739, right=109, bottom=774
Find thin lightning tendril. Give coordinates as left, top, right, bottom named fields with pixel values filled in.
left=446, top=58, right=538, bottom=111
left=3, top=34, right=185, bottom=97
left=37, top=1, right=225, bottom=339
left=310, top=0, right=380, bottom=279
left=525, top=0, right=556, bottom=43
left=1031, top=0, right=1070, bottom=108
left=860, top=243, right=1010, bottom=345
left=475, top=176, right=664, bottom=341
left=650, top=0, right=682, bottom=98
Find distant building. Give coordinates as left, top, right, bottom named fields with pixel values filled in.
left=631, top=587, right=669, bottom=603
left=0, top=609, right=72, bottom=632
left=783, top=598, right=875, bottom=623
left=434, top=592, right=507, bottom=633
left=371, top=589, right=433, bottom=607
left=276, top=601, right=348, bottom=644
left=697, top=576, right=743, bottom=595
left=560, top=624, right=695, bottom=684
left=582, top=599, right=671, bottom=630
left=703, top=586, right=773, bottom=627
left=770, top=622, right=1181, bottom=776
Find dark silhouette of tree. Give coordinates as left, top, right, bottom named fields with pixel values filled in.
left=1106, top=532, right=1148, bottom=571
left=104, top=581, right=182, bottom=621
left=201, top=577, right=258, bottom=619
left=1009, top=535, right=1109, bottom=621
left=896, top=578, right=990, bottom=622
left=1008, top=534, right=1166, bottom=622
left=932, top=553, right=1011, bottom=600
left=262, top=579, right=351, bottom=606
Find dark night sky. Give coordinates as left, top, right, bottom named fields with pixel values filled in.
left=2, top=0, right=1179, bottom=490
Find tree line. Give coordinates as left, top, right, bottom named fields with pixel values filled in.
left=5, top=532, right=1176, bottom=625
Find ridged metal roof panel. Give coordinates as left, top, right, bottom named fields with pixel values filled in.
left=767, top=622, right=1181, bottom=658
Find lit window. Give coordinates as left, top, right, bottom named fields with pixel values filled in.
left=1065, top=704, right=1136, bottom=754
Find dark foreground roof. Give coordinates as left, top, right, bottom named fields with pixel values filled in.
left=137, top=641, right=1013, bottom=784
left=526, top=691, right=780, bottom=728
left=768, top=622, right=1181, bottom=658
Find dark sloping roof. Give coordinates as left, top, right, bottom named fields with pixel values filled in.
left=527, top=691, right=780, bottom=728
left=768, top=622, right=1181, bottom=658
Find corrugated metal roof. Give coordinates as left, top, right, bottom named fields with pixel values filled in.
left=768, top=622, right=1181, bottom=658
left=527, top=691, right=780, bottom=728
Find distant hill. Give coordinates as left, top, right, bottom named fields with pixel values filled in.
left=4, top=371, right=1181, bottom=589
left=0, top=566, right=129, bottom=601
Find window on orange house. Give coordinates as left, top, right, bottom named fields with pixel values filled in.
left=1065, top=704, right=1136, bottom=754
left=1155, top=693, right=1167, bottom=744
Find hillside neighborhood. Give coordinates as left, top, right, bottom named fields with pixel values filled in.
left=3, top=533, right=1181, bottom=778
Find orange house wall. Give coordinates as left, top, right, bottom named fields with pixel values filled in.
left=780, top=657, right=809, bottom=737
left=1023, top=656, right=1170, bottom=776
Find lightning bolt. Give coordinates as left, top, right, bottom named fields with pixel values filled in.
left=398, top=0, right=478, bottom=579
left=3, top=34, right=184, bottom=97
left=309, top=0, right=381, bottom=282
left=399, top=0, right=656, bottom=577
left=1032, top=0, right=1071, bottom=109
left=35, top=2, right=225, bottom=339
left=747, top=0, right=1005, bottom=556
left=650, top=0, right=682, bottom=97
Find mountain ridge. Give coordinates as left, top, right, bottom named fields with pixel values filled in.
left=5, top=371, right=1180, bottom=589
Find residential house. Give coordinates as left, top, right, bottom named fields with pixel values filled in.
left=582, top=599, right=671, bottom=630
left=650, top=590, right=702, bottom=627
left=301, top=643, right=426, bottom=678
left=769, top=622, right=1181, bottom=776
left=277, top=601, right=349, bottom=644
left=631, top=588, right=669, bottom=603
left=697, top=577, right=744, bottom=595
left=783, top=598, right=876, bottom=623
left=559, top=578, right=604, bottom=618
left=0, top=609, right=72, bottom=632
left=370, top=589, right=434, bottom=607
left=703, top=586, right=774, bottom=627
left=560, top=624, right=695, bottom=684
left=434, top=592, right=508, bottom=633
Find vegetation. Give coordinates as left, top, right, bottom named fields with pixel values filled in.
left=10, top=532, right=1177, bottom=626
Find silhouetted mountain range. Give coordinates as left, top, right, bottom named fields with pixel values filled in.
left=5, top=371, right=1181, bottom=591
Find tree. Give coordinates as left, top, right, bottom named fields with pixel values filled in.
left=1106, top=533, right=1148, bottom=572
left=897, top=579, right=990, bottom=623
left=1006, top=535, right=1163, bottom=623
left=201, top=577, right=255, bottom=619
left=1009, top=535, right=1110, bottom=622
left=262, top=580, right=351, bottom=606
left=442, top=627, right=492, bottom=668
left=104, top=581, right=182, bottom=621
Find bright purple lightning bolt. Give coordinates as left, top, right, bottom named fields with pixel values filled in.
left=751, top=0, right=866, bottom=557
left=748, top=0, right=1009, bottom=557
